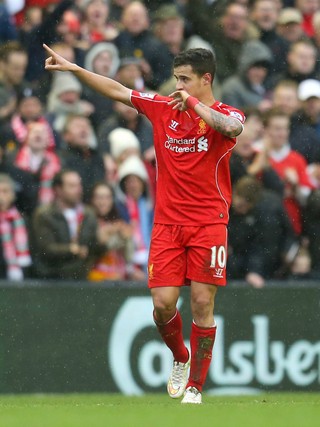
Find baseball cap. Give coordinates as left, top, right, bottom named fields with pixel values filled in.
left=298, top=79, right=320, bottom=101
left=277, top=8, right=302, bottom=25
left=153, top=4, right=182, bottom=21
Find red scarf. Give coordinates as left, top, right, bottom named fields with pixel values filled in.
left=0, top=207, right=31, bottom=280
left=15, top=146, right=61, bottom=204
left=126, top=196, right=146, bottom=252
left=11, top=115, right=55, bottom=150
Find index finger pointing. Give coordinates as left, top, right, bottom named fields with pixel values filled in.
left=43, top=43, right=54, bottom=55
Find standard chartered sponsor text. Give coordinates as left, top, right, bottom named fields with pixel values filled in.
left=165, top=134, right=196, bottom=153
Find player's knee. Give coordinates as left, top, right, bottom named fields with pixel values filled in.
left=151, top=288, right=179, bottom=320
left=191, top=294, right=214, bottom=319
left=153, top=298, right=176, bottom=314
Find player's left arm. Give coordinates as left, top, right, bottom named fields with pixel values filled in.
left=168, top=91, right=243, bottom=138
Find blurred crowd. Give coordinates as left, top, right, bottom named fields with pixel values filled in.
left=0, top=0, right=320, bottom=287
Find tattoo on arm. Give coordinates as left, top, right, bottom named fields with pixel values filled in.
left=198, top=103, right=242, bottom=137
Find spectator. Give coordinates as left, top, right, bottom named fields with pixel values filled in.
left=152, top=4, right=187, bottom=58
left=98, top=103, right=156, bottom=195
left=230, top=108, right=284, bottom=195
left=46, top=70, right=94, bottom=137
left=36, top=42, right=79, bottom=105
left=14, top=122, right=61, bottom=205
left=14, top=0, right=62, bottom=27
left=59, top=114, right=105, bottom=202
left=312, top=11, right=320, bottom=74
left=152, top=4, right=213, bottom=61
left=220, top=39, right=273, bottom=111
left=0, top=41, right=29, bottom=104
left=271, top=79, right=300, bottom=117
left=21, top=5, right=43, bottom=28
left=108, top=127, right=141, bottom=164
left=0, top=135, right=38, bottom=217
left=263, top=108, right=313, bottom=235
left=0, top=173, right=32, bottom=280
left=54, top=9, right=83, bottom=50
left=102, top=151, right=118, bottom=188
left=267, top=39, right=320, bottom=89
left=276, top=7, right=304, bottom=43
left=109, top=0, right=132, bottom=25
left=115, top=57, right=146, bottom=91
left=294, top=0, right=319, bottom=37
left=187, top=2, right=253, bottom=84
left=88, top=181, right=134, bottom=281
left=18, top=6, right=43, bottom=48
left=152, top=3, right=215, bottom=97
left=100, top=126, right=141, bottom=189
left=272, top=79, right=320, bottom=164
left=0, top=2, right=18, bottom=43
left=297, top=79, right=320, bottom=138
left=114, top=1, right=173, bottom=89
left=107, top=126, right=156, bottom=198
left=0, top=84, right=17, bottom=134
left=20, top=0, right=77, bottom=83
left=31, top=169, right=102, bottom=279
left=0, top=88, right=56, bottom=158
left=228, top=174, right=298, bottom=287
left=115, top=155, right=154, bottom=279
left=97, top=100, right=154, bottom=159
left=78, top=0, right=119, bottom=47
left=249, top=0, right=290, bottom=76
left=82, top=41, right=120, bottom=129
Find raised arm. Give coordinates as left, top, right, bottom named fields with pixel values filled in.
left=168, top=90, right=243, bottom=138
left=43, top=44, right=132, bottom=106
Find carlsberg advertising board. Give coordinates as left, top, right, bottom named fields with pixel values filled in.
left=0, top=283, right=319, bottom=393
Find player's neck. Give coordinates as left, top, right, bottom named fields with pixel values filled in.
left=198, top=92, right=215, bottom=106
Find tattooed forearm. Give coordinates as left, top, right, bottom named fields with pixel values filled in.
left=197, top=103, right=243, bottom=137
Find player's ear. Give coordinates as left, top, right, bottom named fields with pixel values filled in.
left=202, top=73, right=212, bottom=85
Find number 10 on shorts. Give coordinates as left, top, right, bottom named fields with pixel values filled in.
left=210, top=245, right=226, bottom=269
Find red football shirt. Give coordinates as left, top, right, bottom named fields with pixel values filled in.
left=130, top=91, right=245, bottom=226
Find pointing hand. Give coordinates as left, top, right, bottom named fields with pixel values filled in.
left=43, top=43, right=76, bottom=72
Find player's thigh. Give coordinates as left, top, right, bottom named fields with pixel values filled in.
left=187, top=224, right=228, bottom=286
left=148, top=223, right=187, bottom=287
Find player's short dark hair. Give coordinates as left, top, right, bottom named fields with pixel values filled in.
left=173, top=48, right=216, bottom=82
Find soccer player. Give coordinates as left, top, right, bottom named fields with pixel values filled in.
left=43, top=44, right=245, bottom=403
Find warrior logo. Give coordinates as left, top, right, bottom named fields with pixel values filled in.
left=169, top=120, right=179, bottom=131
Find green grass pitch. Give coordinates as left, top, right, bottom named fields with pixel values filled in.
left=0, top=393, right=319, bottom=427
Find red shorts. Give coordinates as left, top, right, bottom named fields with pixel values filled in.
left=147, top=223, right=228, bottom=288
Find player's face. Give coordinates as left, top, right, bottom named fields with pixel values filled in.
left=173, top=65, right=205, bottom=97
